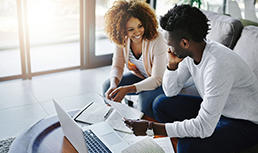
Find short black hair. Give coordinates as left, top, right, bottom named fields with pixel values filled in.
left=160, top=4, right=209, bottom=43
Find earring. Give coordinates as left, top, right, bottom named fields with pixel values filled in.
left=123, top=36, right=127, bottom=47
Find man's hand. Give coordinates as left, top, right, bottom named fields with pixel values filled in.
left=167, top=48, right=184, bottom=70
left=124, top=119, right=149, bottom=136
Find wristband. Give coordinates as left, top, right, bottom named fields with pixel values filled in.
left=148, top=121, right=153, bottom=130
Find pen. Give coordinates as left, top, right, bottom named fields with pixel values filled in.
left=104, top=108, right=113, bottom=119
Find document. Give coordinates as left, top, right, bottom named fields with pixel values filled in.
left=98, top=93, right=144, bottom=119
left=73, top=99, right=143, bottom=133
left=122, top=137, right=165, bottom=153
left=154, top=137, right=175, bottom=153
left=116, top=131, right=148, bottom=145
left=116, top=132, right=175, bottom=153
left=73, top=102, right=111, bottom=124
left=105, top=109, right=132, bottom=133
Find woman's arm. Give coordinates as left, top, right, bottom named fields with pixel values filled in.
left=110, top=45, right=125, bottom=88
left=108, top=85, right=136, bottom=102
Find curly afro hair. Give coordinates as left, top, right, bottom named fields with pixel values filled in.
left=104, top=0, right=158, bottom=47
left=160, top=4, right=210, bottom=43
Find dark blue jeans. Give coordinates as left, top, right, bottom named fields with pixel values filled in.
left=153, top=94, right=258, bottom=153
left=102, top=72, right=164, bottom=118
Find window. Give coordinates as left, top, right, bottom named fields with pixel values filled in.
left=0, top=0, right=21, bottom=78
left=0, top=0, right=113, bottom=81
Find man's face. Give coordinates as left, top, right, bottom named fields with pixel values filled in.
left=165, top=32, right=189, bottom=59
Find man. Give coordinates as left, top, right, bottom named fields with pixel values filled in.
left=124, top=4, right=258, bottom=153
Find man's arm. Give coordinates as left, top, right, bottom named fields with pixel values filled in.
left=163, top=50, right=191, bottom=97
left=166, top=63, right=234, bottom=138
left=124, top=119, right=167, bottom=136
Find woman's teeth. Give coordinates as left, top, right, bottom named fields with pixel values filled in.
left=134, top=35, right=140, bottom=39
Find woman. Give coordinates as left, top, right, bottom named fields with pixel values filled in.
left=102, top=0, right=167, bottom=118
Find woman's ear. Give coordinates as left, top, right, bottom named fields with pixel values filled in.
left=180, top=38, right=189, bottom=49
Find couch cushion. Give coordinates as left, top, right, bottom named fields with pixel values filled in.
left=202, top=10, right=243, bottom=49
left=239, top=18, right=258, bottom=27
left=233, top=26, right=258, bottom=79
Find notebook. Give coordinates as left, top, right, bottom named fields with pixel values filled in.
left=53, top=99, right=130, bottom=153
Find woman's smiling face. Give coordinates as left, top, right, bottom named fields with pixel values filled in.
left=126, top=17, right=145, bottom=43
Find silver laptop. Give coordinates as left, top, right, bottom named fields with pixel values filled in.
left=53, top=99, right=129, bottom=153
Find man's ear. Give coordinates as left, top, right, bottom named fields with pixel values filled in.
left=180, top=39, right=189, bottom=49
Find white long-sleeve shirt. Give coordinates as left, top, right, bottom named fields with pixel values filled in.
left=163, top=40, right=258, bottom=138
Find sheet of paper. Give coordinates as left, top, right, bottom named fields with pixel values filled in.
left=122, top=137, right=165, bottom=153
left=74, top=99, right=139, bottom=133
left=98, top=93, right=143, bottom=119
left=108, top=100, right=139, bottom=119
left=154, top=137, right=175, bottom=153
left=75, top=102, right=111, bottom=124
left=116, top=131, right=148, bottom=145
left=105, top=110, right=132, bottom=133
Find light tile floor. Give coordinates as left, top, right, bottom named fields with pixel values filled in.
left=0, top=65, right=112, bottom=140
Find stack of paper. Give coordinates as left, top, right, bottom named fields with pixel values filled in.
left=73, top=95, right=144, bottom=133
left=122, top=137, right=175, bottom=153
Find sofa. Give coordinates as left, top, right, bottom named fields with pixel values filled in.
left=180, top=10, right=258, bottom=153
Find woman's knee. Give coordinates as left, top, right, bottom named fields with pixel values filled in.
left=138, top=88, right=164, bottom=107
left=102, top=79, right=110, bottom=95
left=137, top=93, right=153, bottom=116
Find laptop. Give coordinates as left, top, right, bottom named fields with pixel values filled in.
left=53, top=99, right=130, bottom=153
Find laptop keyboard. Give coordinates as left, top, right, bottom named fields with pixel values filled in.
left=83, top=129, right=112, bottom=153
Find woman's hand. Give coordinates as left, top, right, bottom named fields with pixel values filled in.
left=105, top=87, right=116, bottom=100
left=105, top=77, right=120, bottom=100
left=109, top=85, right=136, bottom=102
